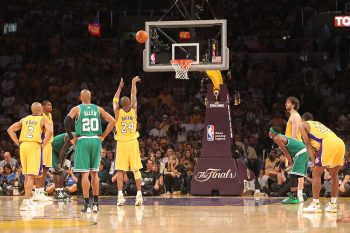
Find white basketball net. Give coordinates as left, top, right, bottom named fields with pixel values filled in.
left=170, top=59, right=192, bottom=80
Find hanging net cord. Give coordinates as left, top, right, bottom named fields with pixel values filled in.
left=170, top=60, right=193, bottom=80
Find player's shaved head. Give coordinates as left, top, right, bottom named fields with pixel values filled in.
left=80, top=89, right=91, bottom=103
left=120, top=96, right=131, bottom=111
left=31, top=102, right=43, bottom=115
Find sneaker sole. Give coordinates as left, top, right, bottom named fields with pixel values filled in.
left=325, top=210, right=337, bottom=213
left=135, top=202, right=143, bottom=206
left=303, top=210, right=322, bottom=213
left=81, top=210, right=92, bottom=214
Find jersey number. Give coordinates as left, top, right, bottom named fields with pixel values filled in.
left=26, top=126, right=34, bottom=138
left=121, top=122, right=134, bottom=133
left=82, top=118, right=99, bottom=131
left=314, top=122, right=331, bottom=133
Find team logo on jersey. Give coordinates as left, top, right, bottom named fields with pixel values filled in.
left=207, top=125, right=215, bottom=141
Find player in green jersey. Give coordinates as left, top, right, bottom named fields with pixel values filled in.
left=64, top=89, right=115, bottom=213
left=269, top=126, right=309, bottom=204
left=51, top=132, right=75, bottom=201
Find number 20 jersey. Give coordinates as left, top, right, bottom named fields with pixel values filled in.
left=115, top=108, right=139, bottom=141
left=19, top=115, right=44, bottom=143
left=75, top=104, right=102, bottom=137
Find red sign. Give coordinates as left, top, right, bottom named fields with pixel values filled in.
left=88, top=23, right=101, bottom=37
left=179, top=31, right=191, bottom=40
left=334, top=16, right=350, bottom=27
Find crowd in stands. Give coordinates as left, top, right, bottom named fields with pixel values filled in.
left=1, top=0, right=350, bottom=197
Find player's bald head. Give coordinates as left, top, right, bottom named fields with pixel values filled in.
left=80, top=89, right=91, bottom=103
left=120, top=96, right=131, bottom=110
left=31, top=102, right=43, bottom=115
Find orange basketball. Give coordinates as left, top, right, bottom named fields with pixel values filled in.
left=135, top=30, right=148, bottom=43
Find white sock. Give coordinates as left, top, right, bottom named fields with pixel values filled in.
left=331, top=197, right=337, bottom=204
left=137, top=190, right=142, bottom=196
left=35, top=188, right=44, bottom=193
left=313, top=199, right=320, bottom=204
left=118, top=190, right=123, bottom=196
left=255, top=189, right=260, bottom=193
left=297, top=190, right=303, bottom=200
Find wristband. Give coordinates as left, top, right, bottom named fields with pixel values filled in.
left=113, top=97, right=119, bottom=103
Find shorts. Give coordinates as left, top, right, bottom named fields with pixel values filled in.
left=43, top=143, right=52, bottom=167
left=115, top=139, right=143, bottom=171
left=315, top=136, right=345, bottom=168
left=74, top=137, right=101, bottom=172
left=290, top=151, right=309, bottom=177
left=52, top=151, right=59, bottom=168
left=20, top=142, right=43, bottom=175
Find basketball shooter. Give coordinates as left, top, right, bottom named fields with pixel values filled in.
left=7, top=102, right=53, bottom=211
left=113, top=76, right=143, bottom=206
left=301, top=113, right=345, bottom=213
left=285, top=96, right=305, bottom=202
left=269, top=126, right=308, bottom=204
left=64, top=90, right=116, bottom=213
left=33, top=100, right=54, bottom=201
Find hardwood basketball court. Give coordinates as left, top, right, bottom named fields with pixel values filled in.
left=0, top=196, right=349, bottom=233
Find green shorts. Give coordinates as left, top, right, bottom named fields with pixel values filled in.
left=74, top=137, right=101, bottom=172
left=291, top=152, right=309, bottom=177
left=52, top=151, right=59, bottom=168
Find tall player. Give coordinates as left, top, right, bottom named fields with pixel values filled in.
left=285, top=96, right=302, bottom=140
left=7, top=102, right=53, bottom=211
left=64, top=89, right=116, bottom=213
left=285, top=96, right=306, bottom=202
left=113, top=77, right=143, bottom=206
left=269, top=126, right=308, bottom=204
left=300, top=113, right=345, bottom=213
left=33, top=100, right=54, bottom=201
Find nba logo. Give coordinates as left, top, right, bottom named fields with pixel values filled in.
left=207, top=125, right=214, bottom=141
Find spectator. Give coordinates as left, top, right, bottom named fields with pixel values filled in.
left=163, top=155, right=182, bottom=195
left=152, top=162, right=164, bottom=194
left=149, top=121, right=166, bottom=138
left=100, top=148, right=111, bottom=181
left=0, top=152, right=17, bottom=171
left=141, top=160, right=160, bottom=196
left=339, top=155, right=350, bottom=197
left=258, top=149, right=279, bottom=191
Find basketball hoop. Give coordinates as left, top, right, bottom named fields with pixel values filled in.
left=170, top=59, right=193, bottom=80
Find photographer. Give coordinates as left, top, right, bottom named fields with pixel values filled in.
left=0, top=164, right=17, bottom=195
left=65, top=167, right=79, bottom=194
left=269, top=152, right=291, bottom=197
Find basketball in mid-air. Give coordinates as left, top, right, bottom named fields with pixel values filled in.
left=135, top=30, right=148, bottom=43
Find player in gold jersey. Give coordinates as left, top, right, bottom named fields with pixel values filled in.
left=33, top=100, right=54, bottom=201
left=285, top=96, right=302, bottom=140
left=300, top=112, right=345, bottom=213
left=285, top=96, right=305, bottom=202
left=7, top=102, right=53, bottom=211
left=113, top=76, right=143, bottom=206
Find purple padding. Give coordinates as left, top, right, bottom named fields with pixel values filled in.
left=38, top=148, right=43, bottom=175
left=78, top=197, right=282, bottom=206
left=315, top=141, right=323, bottom=167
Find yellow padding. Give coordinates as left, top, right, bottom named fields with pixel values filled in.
left=206, top=70, right=223, bottom=91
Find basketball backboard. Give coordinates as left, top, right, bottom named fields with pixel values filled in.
left=143, top=19, right=229, bottom=72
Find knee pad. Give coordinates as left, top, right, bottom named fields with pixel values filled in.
left=133, top=170, right=141, bottom=180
